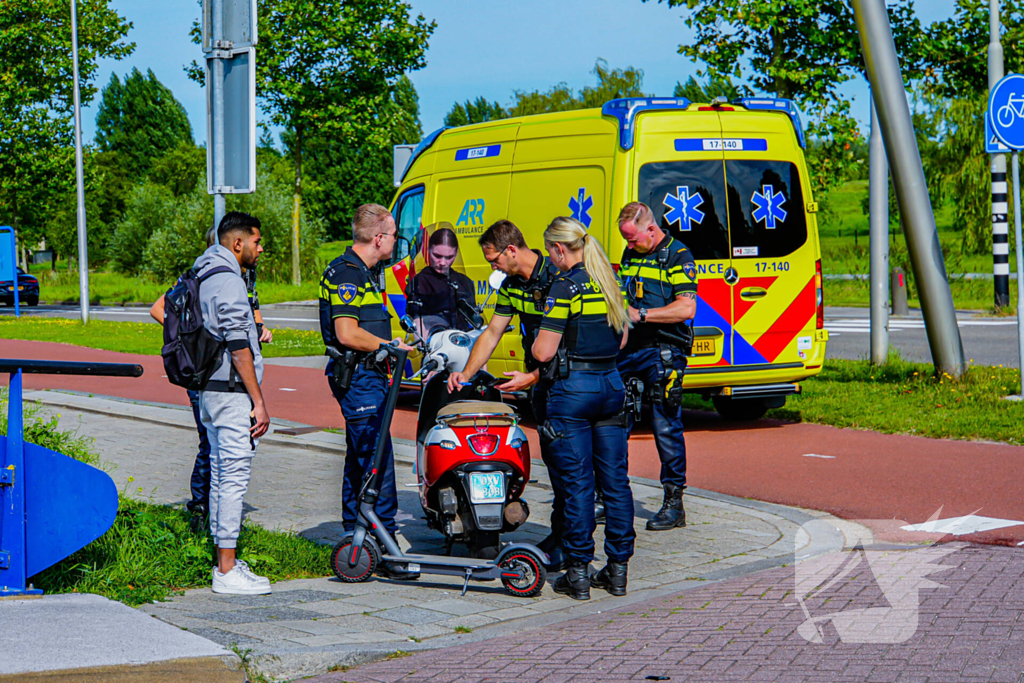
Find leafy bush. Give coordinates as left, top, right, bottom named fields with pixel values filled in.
left=109, top=182, right=177, bottom=276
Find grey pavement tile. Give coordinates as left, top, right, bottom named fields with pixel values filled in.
left=185, top=626, right=262, bottom=649
left=215, top=622, right=317, bottom=641
left=419, top=598, right=494, bottom=616
left=290, top=600, right=369, bottom=617
left=206, top=588, right=345, bottom=608
left=344, top=593, right=417, bottom=610
left=376, top=606, right=450, bottom=625
left=199, top=606, right=331, bottom=624
left=267, top=619, right=359, bottom=636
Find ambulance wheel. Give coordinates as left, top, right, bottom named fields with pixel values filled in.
left=712, top=396, right=772, bottom=421
left=499, top=549, right=546, bottom=598
left=331, top=537, right=378, bottom=583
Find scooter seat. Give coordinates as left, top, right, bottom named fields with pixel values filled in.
left=435, top=400, right=516, bottom=424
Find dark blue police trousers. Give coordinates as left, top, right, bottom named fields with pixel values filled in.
left=329, top=364, right=399, bottom=535
left=544, top=370, right=635, bottom=565
left=187, top=389, right=212, bottom=514
left=616, top=346, right=687, bottom=489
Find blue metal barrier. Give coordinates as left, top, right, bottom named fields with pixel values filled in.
left=0, top=359, right=143, bottom=597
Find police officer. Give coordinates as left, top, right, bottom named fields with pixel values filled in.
left=616, top=202, right=697, bottom=531
left=319, top=203, right=418, bottom=581
left=446, top=220, right=563, bottom=566
left=533, top=217, right=634, bottom=601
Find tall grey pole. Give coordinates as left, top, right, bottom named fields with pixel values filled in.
left=211, top=0, right=226, bottom=233
left=70, top=0, right=89, bottom=324
left=990, top=0, right=1010, bottom=308
left=869, top=95, right=889, bottom=364
left=1013, top=152, right=1024, bottom=390
left=852, top=0, right=966, bottom=378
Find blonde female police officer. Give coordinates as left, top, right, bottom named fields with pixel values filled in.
left=532, top=217, right=635, bottom=601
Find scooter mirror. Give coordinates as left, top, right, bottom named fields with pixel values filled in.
left=456, top=297, right=485, bottom=329
left=488, top=271, right=506, bottom=291
left=399, top=314, right=415, bottom=334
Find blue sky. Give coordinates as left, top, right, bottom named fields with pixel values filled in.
left=82, top=0, right=960, bottom=147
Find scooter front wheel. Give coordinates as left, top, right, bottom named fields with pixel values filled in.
left=331, top=537, right=379, bottom=583
left=498, top=549, right=546, bottom=598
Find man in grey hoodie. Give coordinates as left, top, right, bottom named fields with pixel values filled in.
left=195, top=211, right=272, bottom=595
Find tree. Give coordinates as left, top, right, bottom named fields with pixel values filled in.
left=188, top=0, right=435, bottom=284
left=509, top=60, right=646, bottom=117
left=444, top=97, right=507, bottom=127
left=95, top=68, right=193, bottom=174
left=148, top=142, right=207, bottom=197
left=0, top=0, right=132, bottom=252
left=303, top=75, right=423, bottom=240
left=646, top=0, right=927, bottom=194
left=674, top=75, right=751, bottom=102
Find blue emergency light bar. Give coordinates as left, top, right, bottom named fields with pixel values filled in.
left=400, top=126, right=448, bottom=184
left=731, top=97, right=807, bottom=149
left=601, top=98, right=693, bottom=150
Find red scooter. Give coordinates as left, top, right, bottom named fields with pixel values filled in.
left=400, top=290, right=533, bottom=560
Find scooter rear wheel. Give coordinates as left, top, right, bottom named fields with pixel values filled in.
left=331, top=538, right=379, bottom=583
left=499, top=549, right=546, bottom=598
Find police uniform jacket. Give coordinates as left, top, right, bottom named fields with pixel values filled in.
left=619, top=235, right=697, bottom=352
left=540, top=263, right=624, bottom=361
left=493, top=249, right=560, bottom=370
left=319, top=247, right=391, bottom=353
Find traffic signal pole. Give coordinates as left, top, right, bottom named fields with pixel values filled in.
left=852, top=0, right=966, bottom=378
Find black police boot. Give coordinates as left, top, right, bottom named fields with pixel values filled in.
left=590, top=561, right=628, bottom=596
left=594, top=492, right=606, bottom=526
left=376, top=561, right=421, bottom=581
left=552, top=561, right=591, bottom=601
left=646, top=484, right=686, bottom=531
left=188, top=507, right=208, bottom=535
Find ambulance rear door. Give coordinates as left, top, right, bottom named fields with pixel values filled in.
left=719, top=110, right=816, bottom=370
left=633, top=109, right=731, bottom=370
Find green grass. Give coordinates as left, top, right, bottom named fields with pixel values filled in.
left=0, top=387, right=332, bottom=607
left=682, top=353, right=1024, bottom=445
left=0, top=317, right=325, bottom=357
left=819, top=180, right=1017, bottom=312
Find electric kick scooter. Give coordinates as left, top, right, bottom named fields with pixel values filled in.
left=330, top=342, right=548, bottom=597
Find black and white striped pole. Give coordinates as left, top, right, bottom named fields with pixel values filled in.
left=991, top=0, right=1011, bottom=309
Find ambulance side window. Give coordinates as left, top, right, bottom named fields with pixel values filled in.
left=725, top=161, right=807, bottom=258
left=390, top=186, right=425, bottom=264
left=637, top=160, right=729, bottom=260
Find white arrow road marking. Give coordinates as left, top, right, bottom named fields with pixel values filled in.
left=901, top=515, right=1024, bottom=535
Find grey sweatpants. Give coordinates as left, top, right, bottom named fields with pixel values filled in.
left=199, top=390, right=256, bottom=549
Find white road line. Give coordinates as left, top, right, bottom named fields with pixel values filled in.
left=802, top=453, right=836, bottom=459
left=279, top=388, right=297, bottom=392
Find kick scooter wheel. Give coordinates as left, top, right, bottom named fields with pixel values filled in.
left=331, top=537, right=379, bottom=583
left=498, top=549, right=546, bottom=597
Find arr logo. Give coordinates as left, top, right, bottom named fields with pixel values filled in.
left=456, top=199, right=486, bottom=227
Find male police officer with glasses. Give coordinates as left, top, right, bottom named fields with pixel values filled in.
left=615, top=202, right=697, bottom=530
left=320, top=203, right=418, bottom=581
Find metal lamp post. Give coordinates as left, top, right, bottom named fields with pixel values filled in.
left=70, top=0, right=89, bottom=324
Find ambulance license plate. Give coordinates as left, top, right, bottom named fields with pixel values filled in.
left=468, top=472, right=504, bottom=503
left=692, top=338, right=716, bottom=357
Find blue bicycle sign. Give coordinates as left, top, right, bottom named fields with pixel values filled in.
left=989, top=74, right=1024, bottom=150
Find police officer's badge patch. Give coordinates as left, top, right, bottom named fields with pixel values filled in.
left=683, top=261, right=697, bottom=281
left=338, top=283, right=358, bottom=304
left=544, top=297, right=556, bottom=314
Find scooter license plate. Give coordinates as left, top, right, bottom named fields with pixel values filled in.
left=468, top=472, right=504, bottom=503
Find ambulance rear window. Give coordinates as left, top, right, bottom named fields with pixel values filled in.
left=725, top=160, right=807, bottom=258
left=637, top=160, right=729, bottom=260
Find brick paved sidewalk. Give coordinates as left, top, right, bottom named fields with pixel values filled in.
left=317, top=543, right=1024, bottom=683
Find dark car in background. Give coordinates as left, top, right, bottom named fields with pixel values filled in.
left=0, top=268, right=40, bottom=306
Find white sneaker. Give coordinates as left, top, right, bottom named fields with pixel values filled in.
left=212, top=564, right=272, bottom=595
left=234, top=560, right=271, bottom=588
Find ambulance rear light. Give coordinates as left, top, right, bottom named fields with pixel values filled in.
left=815, top=259, right=824, bottom=330
left=731, top=97, right=806, bottom=149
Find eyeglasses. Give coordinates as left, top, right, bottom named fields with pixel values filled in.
left=378, top=229, right=398, bottom=241
left=484, top=245, right=508, bottom=266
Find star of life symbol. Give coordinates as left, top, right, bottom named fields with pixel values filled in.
left=794, top=517, right=960, bottom=644
left=662, top=186, right=704, bottom=231
left=751, top=184, right=787, bottom=229
left=569, top=188, right=593, bottom=228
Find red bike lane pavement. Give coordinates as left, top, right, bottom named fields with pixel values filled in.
left=3, top=339, right=1022, bottom=545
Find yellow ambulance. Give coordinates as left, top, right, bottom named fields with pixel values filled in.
left=385, top=96, right=828, bottom=420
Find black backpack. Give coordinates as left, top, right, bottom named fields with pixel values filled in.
left=161, top=265, right=234, bottom=390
